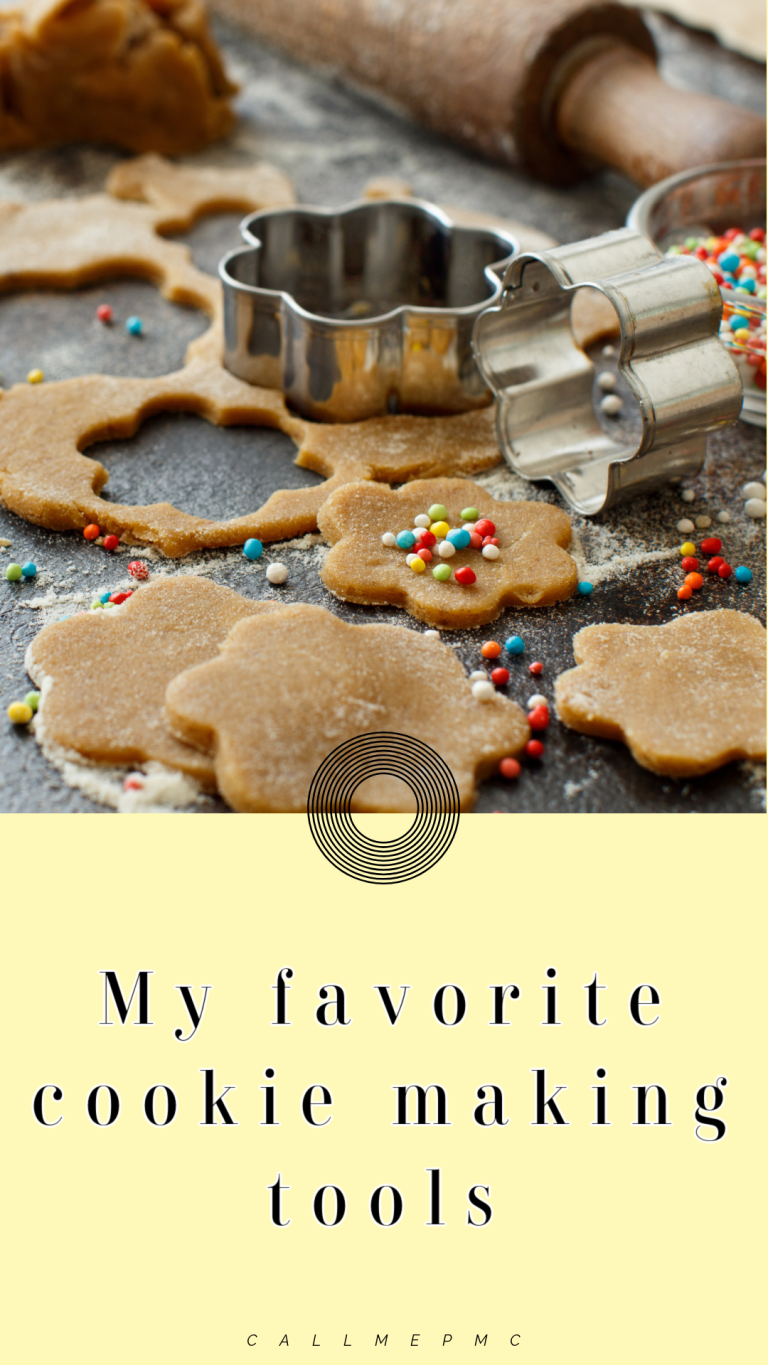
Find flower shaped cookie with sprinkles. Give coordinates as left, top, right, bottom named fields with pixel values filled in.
left=317, top=478, right=577, bottom=628
left=554, top=610, right=766, bottom=777
left=165, top=604, right=530, bottom=812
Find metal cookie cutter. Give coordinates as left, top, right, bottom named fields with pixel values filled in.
left=472, top=227, right=743, bottom=516
left=219, top=199, right=518, bottom=423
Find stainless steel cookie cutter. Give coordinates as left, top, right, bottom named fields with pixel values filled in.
left=219, top=198, right=518, bottom=423
left=472, top=227, right=743, bottom=516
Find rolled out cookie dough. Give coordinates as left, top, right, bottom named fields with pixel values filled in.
left=554, top=610, right=767, bottom=777
left=25, top=576, right=286, bottom=786
left=0, top=367, right=501, bottom=556
left=165, top=603, right=530, bottom=811
left=318, top=478, right=577, bottom=627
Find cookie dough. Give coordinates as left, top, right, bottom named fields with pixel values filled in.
left=318, top=478, right=577, bottom=627
left=106, top=154, right=296, bottom=233
left=25, top=576, right=285, bottom=786
left=554, top=610, right=767, bottom=776
left=165, top=603, right=530, bottom=811
left=0, top=368, right=501, bottom=555
left=0, top=0, right=236, bottom=155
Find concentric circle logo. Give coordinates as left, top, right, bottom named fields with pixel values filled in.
left=307, top=733, right=460, bottom=883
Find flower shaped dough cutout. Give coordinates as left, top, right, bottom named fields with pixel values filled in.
left=0, top=367, right=500, bottom=555
left=318, top=478, right=577, bottom=627
left=554, top=610, right=767, bottom=777
left=26, top=577, right=287, bottom=786
left=165, top=603, right=530, bottom=811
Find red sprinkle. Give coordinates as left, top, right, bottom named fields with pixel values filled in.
left=469, top=532, right=483, bottom=549
left=707, top=556, right=724, bottom=573
left=128, top=560, right=149, bottom=579
left=528, top=661, right=544, bottom=676
left=481, top=640, right=502, bottom=659
left=700, top=537, right=722, bottom=555
left=103, top=535, right=119, bottom=552
left=109, top=591, right=132, bottom=605
left=419, top=530, right=436, bottom=548
left=474, top=518, right=496, bottom=538
left=718, top=562, right=733, bottom=579
left=482, top=535, right=500, bottom=547
left=83, top=523, right=100, bottom=541
left=525, top=739, right=544, bottom=759
left=528, top=705, right=550, bottom=731
left=417, top=547, right=432, bottom=563
left=455, top=566, right=476, bottom=586
left=680, top=556, right=699, bottom=571
left=499, top=757, right=521, bottom=779
left=96, top=304, right=113, bottom=323
left=123, top=776, right=143, bottom=791
left=490, top=667, right=509, bottom=686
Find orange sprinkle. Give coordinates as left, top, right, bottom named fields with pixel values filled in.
left=481, top=640, right=502, bottom=659
left=677, top=585, right=693, bottom=600
left=684, top=572, right=704, bottom=589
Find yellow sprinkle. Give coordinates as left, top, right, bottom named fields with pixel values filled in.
left=431, top=520, right=450, bottom=538
left=410, top=556, right=426, bottom=573
left=27, top=368, right=44, bottom=384
left=679, top=542, right=696, bottom=556
left=7, top=701, right=32, bottom=724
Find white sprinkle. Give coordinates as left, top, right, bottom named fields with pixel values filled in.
left=681, top=488, right=695, bottom=503
left=676, top=518, right=695, bottom=534
left=482, top=543, right=500, bottom=559
left=471, top=680, right=496, bottom=702
left=600, top=393, right=622, bottom=415
left=405, top=553, right=416, bottom=566
left=601, top=344, right=616, bottom=357
left=438, top=540, right=456, bottom=558
left=413, top=514, right=431, bottom=528
left=694, top=515, right=711, bottom=528
left=527, top=693, right=548, bottom=710
left=424, top=629, right=440, bottom=639
left=716, top=510, right=731, bottom=523
left=744, top=498, right=766, bottom=519
left=597, top=371, right=616, bottom=391
left=742, top=481, right=765, bottom=499
left=266, top=563, right=288, bottom=584
left=382, top=532, right=396, bottom=546
left=469, top=670, right=488, bottom=683
left=462, top=522, right=476, bottom=532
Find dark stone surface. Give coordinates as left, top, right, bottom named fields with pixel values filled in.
left=0, top=12, right=764, bottom=814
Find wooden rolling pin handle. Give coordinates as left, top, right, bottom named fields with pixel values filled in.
left=556, top=43, right=767, bottom=188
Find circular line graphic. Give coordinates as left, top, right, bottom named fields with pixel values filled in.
left=307, top=733, right=460, bottom=883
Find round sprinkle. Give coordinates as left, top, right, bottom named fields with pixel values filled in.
left=128, top=560, right=149, bottom=579
left=600, top=394, right=622, bottom=415
left=7, top=701, right=32, bottom=724
left=410, top=556, right=426, bottom=573
left=103, top=602, right=115, bottom=610
left=481, top=641, right=502, bottom=659
left=469, top=531, right=483, bottom=549
left=499, top=756, right=521, bottom=779
left=734, top=565, right=753, bottom=583
left=413, top=514, right=431, bottom=528
left=474, top=518, right=496, bottom=538
left=428, top=503, right=448, bottom=521
left=83, top=524, right=100, bottom=541
left=381, top=532, right=397, bottom=547
left=716, top=510, right=731, bottom=523
left=482, top=544, right=500, bottom=560
left=405, top=553, right=416, bottom=566
left=481, top=535, right=499, bottom=548
left=679, top=541, right=696, bottom=556
left=741, top=481, right=765, bottom=499
left=694, top=515, right=711, bottom=528
left=396, top=530, right=416, bottom=549
left=596, top=371, right=616, bottom=391
left=430, top=520, right=450, bottom=538
left=718, top=562, right=733, bottom=579
left=24, top=690, right=40, bottom=713
left=471, top=679, right=496, bottom=702
left=419, top=530, right=436, bottom=548
left=677, top=584, right=692, bottom=600
left=103, top=534, right=119, bottom=552
left=460, top=507, right=479, bottom=521
left=684, top=572, right=703, bottom=589
left=100, top=590, right=111, bottom=603
left=469, top=670, right=488, bottom=682
left=680, top=556, right=699, bottom=571
left=677, top=518, right=695, bottom=534
left=432, top=564, right=451, bottom=582
left=96, top=304, right=113, bottom=323
left=528, top=705, right=550, bottom=731
left=417, top=547, right=433, bottom=563
left=527, top=694, right=547, bottom=710
left=447, top=527, right=471, bottom=549
left=26, top=368, right=44, bottom=384
left=601, top=344, right=616, bottom=358
left=125, top=316, right=143, bottom=335
left=21, top=561, right=37, bottom=578
left=424, top=629, right=440, bottom=639
left=491, top=667, right=509, bottom=685
left=707, top=556, right=724, bottom=573
left=528, top=661, right=544, bottom=676
left=454, top=566, right=476, bottom=586
left=744, top=498, right=766, bottom=519
left=700, top=537, right=722, bottom=555
left=577, top=581, right=593, bottom=595
left=505, top=635, right=524, bottom=655
left=5, top=562, right=22, bottom=581
left=681, top=488, right=695, bottom=502
left=438, top=540, right=456, bottom=559
left=90, top=599, right=103, bottom=610
left=525, top=739, right=544, bottom=759
left=267, top=563, right=288, bottom=585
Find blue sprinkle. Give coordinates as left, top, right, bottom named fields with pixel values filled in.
left=737, top=279, right=756, bottom=294
left=505, top=635, right=524, bottom=655
left=729, top=314, right=749, bottom=331
left=100, top=590, right=111, bottom=604
left=447, top=527, right=471, bottom=549
left=734, top=565, right=753, bottom=584
left=243, top=538, right=264, bottom=561
left=21, top=561, right=37, bottom=578
left=577, top=581, right=594, bottom=595
left=125, top=316, right=144, bottom=336
left=718, top=251, right=740, bottom=273
left=396, top=530, right=416, bottom=549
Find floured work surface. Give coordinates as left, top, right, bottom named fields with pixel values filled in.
left=0, top=11, right=764, bottom=813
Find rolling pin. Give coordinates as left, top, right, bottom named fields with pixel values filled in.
left=209, top=0, right=766, bottom=186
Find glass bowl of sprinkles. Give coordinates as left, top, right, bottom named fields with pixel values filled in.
left=627, top=159, right=766, bottom=428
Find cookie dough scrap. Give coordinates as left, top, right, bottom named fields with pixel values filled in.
left=0, top=0, right=236, bottom=155
left=165, top=603, right=530, bottom=811
left=0, top=367, right=501, bottom=556
left=554, top=611, right=767, bottom=777
left=25, top=577, right=286, bottom=787
left=318, top=478, right=577, bottom=628
left=106, top=153, right=296, bottom=233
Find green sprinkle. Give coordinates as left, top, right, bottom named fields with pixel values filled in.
left=684, top=236, right=699, bottom=251
left=432, top=564, right=452, bottom=582
left=428, top=503, right=448, bottom=521
left=24, top=690, right=40, bottom=713
left=103, top=601, right=115, bottom=610
left=5, top=562, right=22, bottom=581
left=90, top=599, right=103, bottom=610
left=460, top=507, right=479, bottom=521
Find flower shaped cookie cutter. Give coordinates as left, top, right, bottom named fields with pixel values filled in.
left=219, top=198, right=518, bottom=423
left=472, top=227, right=743, bottom=516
